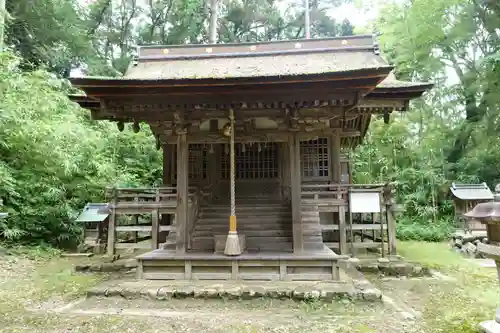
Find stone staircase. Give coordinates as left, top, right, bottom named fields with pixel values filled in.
left=159, top=215, right=177, bottom=250
left=301, top=204, right=325, bottom=251
left=190, top=198, right=293, bottom=252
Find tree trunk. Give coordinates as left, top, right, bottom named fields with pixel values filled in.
left=208, top=0, right=218, bottom=43
left=0, top=0, right=5, bottom=51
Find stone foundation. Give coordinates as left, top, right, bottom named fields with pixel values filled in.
left=86, top=279, right=382, bottom=302
left=451, top=230, right=488, bottom=258
left=479, top=320, right=500, bottom=333
left=348, top=257, right=431, bottom=277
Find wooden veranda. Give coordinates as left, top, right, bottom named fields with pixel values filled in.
left=70, top=35, right=432, bottom=281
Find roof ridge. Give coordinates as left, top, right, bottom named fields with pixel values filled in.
left=137, top=45, right=378, bottom=62
left=138, top=35, right=374, bottom=49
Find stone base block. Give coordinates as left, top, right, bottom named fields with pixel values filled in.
left=480, top=320, right=500, bottom=333
left=214, top=234, right=246, bottom=254
left=86, top=279, right=379, bottom=302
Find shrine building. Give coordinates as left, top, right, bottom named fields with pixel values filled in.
left=70, top=35, right=432, bottom=281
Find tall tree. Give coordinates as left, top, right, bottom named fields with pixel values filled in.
left=375, top=0, right=500, bottom=167
left=5, top=0, right=98, bottom=76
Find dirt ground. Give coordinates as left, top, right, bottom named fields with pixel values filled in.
left=0, top=242, right=498, bottom=333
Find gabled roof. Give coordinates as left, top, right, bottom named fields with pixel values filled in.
left=75, top=203, right=109, bottom=223
left=71, top=35, right=393, bottom=88
left=450, top=183, right=494, bottom=200
left=69, top=35, right=433, bottom=126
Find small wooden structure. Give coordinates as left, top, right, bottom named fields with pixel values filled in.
left=75, top=203, right=109, bottom=253
left=450, top=183, right=494, bottom=232
left=69, top=35, right=432, bottom=281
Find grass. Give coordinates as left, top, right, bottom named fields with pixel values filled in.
left=0, top=241, right=498, bottom=332
left=397, top=241, right=499, bottom=332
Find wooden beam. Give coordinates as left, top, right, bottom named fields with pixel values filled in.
left=157, top=129, right=361, bottom=144
left=90, top=105, right=361, bottom=122
left=79, top=78, right=376, bottom=98
left=176, top=132, right=189, bottom=253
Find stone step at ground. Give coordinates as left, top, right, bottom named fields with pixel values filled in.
left=86, top=278, right=378, bottom=302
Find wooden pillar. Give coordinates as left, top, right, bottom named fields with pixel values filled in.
left=289, top=134, right=303, bottom=253
left=151, top=189, right=160, bottom=250
left=208, top=120, right=219, bottom=191
left=176, top=132, right=189, bottom=253
left=162, top=144, right=172, bottom=185
left=160, top=144, right=172, bottom=244
left=332, top=132, right=347, bottom=254
left=332, top=132, right=341, bottom=183
left=338, top=204, right=347, bottom=254
left=107, top=190, right=117, bottom=256
left=281, top=143, right=290, bottom=200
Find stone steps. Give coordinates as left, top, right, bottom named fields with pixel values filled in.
left=301, top=205, right=325, bottom=251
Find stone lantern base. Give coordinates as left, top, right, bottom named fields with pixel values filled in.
left=480, top=320, right=500, bottom=333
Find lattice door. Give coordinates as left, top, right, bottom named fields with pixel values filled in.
left=300, top=138, right=329, bottom=180
left=220, top=142, right=279, bottom=180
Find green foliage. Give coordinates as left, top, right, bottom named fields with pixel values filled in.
left=352, top=0, right=500, bottom=240
left=0, top=51, right=161, bottom=247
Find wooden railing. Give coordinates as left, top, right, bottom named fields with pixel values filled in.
left=105, top=186, right=199, bottom=202
left=300, top=182, right=397, bottom=256
left=105, top=186, right=203, bottom=255
left=301, top=183, right=348, bottom=210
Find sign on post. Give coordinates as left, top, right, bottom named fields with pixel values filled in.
left=349, top=191, right=381, bottom=213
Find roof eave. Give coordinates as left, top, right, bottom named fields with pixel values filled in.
left=69, top=66, right=394, bottom=90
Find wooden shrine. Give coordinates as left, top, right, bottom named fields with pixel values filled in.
left=69, top=35, right=432, bottom=281
left=450, top=183, right=494, bottom=232
left=75, top=203, right=109, bottom=253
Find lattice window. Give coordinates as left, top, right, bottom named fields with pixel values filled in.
left=172, top=144, right=207, bottom=182
left=220, top=142, right=279, bottom=180
left=300, top=138, right=329, bottom=179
